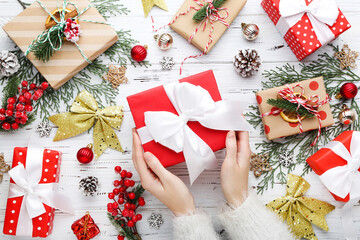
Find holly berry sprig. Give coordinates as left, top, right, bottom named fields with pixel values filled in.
left=107, top=166, right=145, bottom=240
left=0, top=80, right=48, bottom=131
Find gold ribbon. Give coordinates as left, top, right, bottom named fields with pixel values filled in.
left=49, top=90, right=123, bottom=158
left=266, top=174, right=335, bottom=240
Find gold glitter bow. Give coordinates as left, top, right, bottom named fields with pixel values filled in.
left=266, top=174, right=335, bottom=240
left=49, top=90, right=124, bottom=159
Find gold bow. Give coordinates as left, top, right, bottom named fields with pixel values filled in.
left=49, top=90, right=124, bottom=158
left=266, top=174, right=335, bottom=240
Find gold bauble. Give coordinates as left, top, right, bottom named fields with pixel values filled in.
left=154, top=33, right=173, bottom=50
left=241, top=23, right=259, bottom=41
left=339, top=104, right=356, bottom=125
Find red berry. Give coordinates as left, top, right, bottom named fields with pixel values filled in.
left=128, top=210, right=135, bottom=218
left=5, top=109, right=13, bottom=116
left=21, top=114, right=28, bottom=121
left=25, top=105, right=33, bottom=112
left=139, top=200, right=145, bottom=206
left=41, top=82, right=49, bottom=90
left=132, top=216, right=138, bottom=222
left=119, top=186, right=126, bottom=193
left=21, top=89, right=28, bottom=94
left=108, top=193, right=115, bottom=199
left=21, top=81, right=28, bottom=87
left=136, top=214, right=142, bottom=221
left=117, top=235, right=125, bottom=240
left=130, top=204, right=136, bottom=210
left=19, top=119, right=27, bottom=125
left=7, top=97, right=15, bottom=104
left=127, top=220, right=134, bottom=227
left=107, top=203, right=113, bottom=209
left=30, top=83, right=36, bottom=90
left=15, top=111, right=23, bottom=118
left=130, top=180, right=135, bottom=187
left=114, top=166, right=122, bottom=173
left=114, top=180, right=121, bottom=187
left=7, top=104, right=14, bottom=110
left=120, top=170, right=127, bottom=178
left=18, top=96, right=25, bottom=103
left=119, top=179, right=124, bottom=186
left=113, top=188, right=120, bottom=195
left=112, top=202, right=119, bottom=209
left=2, top=123, right=10, bottom=130
left=16, top=104, right=24, bottom=111
left=0, top=114, right=5, bottom=121
left=0, top=108, right=5, bottom=114
left=126, top=172, right=133, bottom=178
left=124, top=179, right=131, bottom=187
left=111, top=209, right=118, bottom=216
left=15, top=118, right=20, bottom=124
left=124, top=203, right=131, bottom=209
left=24, top=92, right=32, bottom=100
left=11, top=123, right=19, bottom=130
left=128, top=192, right=135, bottom=199
left=122, top=209, right=129, bottom=217
left=118, top=198, right=124, bottom=204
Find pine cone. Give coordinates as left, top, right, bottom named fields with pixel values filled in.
left=0, top=50, right=20, bottom=77
left=79, top=176, right=99, bottom=196
left=234, top=49, right=261, bottom=77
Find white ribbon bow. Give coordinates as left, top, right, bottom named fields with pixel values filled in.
left=276, top=0, right=339, bottom=46
left=137, top=82, right=252, bottom=184
left=319, top=131, right=360, bottom=240
left=7, top=139, right=74, bottom=236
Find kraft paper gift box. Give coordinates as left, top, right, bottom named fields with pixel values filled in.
left=3, top=0, right=118, bottom=89
left=256, top=77, right=334, bottom=140
left=170, top=0, right=247, bottom=54
left=261, top=0, right=351, bottom=60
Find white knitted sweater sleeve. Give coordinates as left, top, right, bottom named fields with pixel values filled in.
left=173, top=212, right=218, bottom=240
left=218, top=192, right=295, bottom=240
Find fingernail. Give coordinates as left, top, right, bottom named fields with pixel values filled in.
left=228, top=130, right=235, bottom=138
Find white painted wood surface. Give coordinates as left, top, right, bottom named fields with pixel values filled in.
left=0, top=0, right=359, bottom=239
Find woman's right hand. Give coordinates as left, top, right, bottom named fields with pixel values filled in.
left=132, top=129, right=196, bottom=216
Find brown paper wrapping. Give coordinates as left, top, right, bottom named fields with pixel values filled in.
left=170, top=0, right=247, bottom=53
left=256, top=77, right=334, bottom=140
left=3, top=0, right=118, bottom=90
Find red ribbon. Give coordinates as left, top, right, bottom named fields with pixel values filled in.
left=262, top=84, right=330, bottom=146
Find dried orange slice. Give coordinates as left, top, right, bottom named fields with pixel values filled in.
left=280, top=93, right=307, bottom=123
left=45, top=8, right=79, bottom=29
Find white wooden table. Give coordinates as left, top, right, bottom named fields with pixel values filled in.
left=0, top=0, right=359, bottom=239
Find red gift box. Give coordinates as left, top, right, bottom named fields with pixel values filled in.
left=3, top=147, right=62, bottom=237
left=127, top=70, right=228, bottom=168
left=261, top=0, right=351, bottom=60
left=307, top=131, right=360, bottom=202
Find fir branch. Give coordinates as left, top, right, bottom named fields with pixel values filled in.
left=108, top=213, right=141, bottom=240
left=92, top=0, right=130, bottom=19
left=131, top=185, right=145, bottom=204
left=266, top=98, right=314, bottom=119
left=193, top=0, right=227, bottom=22
left=16, top=0, right=29, bottom=9
left=29, top=28, right=63, bottom=62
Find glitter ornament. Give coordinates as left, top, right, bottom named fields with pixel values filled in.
left=131, top=45, right=148, bottom=62
left=71, top=211, right=100, bottom=240
left=154, top=33, right=173, bottom=50
left=336, top=82, right=358, bottom=99
left=160, top=56, right=175, bottom=70
left=339, top=104, right=356, bottom=125
left=278, top=150, right=294, bottom=168
left=148, top=213, right=164, bottom=229
left=241, top=23, right=259, bottom=41
left=77, top=144, right=94, bottom=164
left=36, top=122, right=52, bottom=137
left=79, top=176, right=99, bottom=196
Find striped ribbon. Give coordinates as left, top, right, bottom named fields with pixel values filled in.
left=152, top=0, right=229, bottom=74
left=25, top=0, right=109, bottom=63
left=261, top=84, right=330, bottom=146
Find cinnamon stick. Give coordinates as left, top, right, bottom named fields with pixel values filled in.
left=45, top=9, right=78, bottom=29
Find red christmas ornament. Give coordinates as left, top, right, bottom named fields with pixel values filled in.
left=338, top=83, right=358, bottom=99
left=131, top=45, right=148, bottom=62
left=77, top=144, right=94, bottom=164
left=71, top=211, right=100, bottom=240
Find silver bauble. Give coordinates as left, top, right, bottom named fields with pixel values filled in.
left=241, top=23, right=259, bottom=41
left=339, top=104, right=356, bottom=125
left=154, top=33, right=173, bottom=50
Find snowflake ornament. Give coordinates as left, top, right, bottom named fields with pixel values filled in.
left=160, top=56, right=175, bottom=70
left=36, top=122, right=52, bottom=137
left=64, top=18, right=81, bottom=43
left=147, top=213, right=164, bottom=229
left=279, top=151, right=294, bottom=168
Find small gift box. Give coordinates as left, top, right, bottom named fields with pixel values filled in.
left=261, top=0, right=351, bottom=60
left=127, top=70, right=251, bottom=183
left=3, top=0, right=118, bottom=89
left=256, top=77, right=334, bottom=142
left=3, top=145, right=73, bottom=237
left=170, top=0, right=247, bottom=54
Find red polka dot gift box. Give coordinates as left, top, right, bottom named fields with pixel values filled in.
left=255, top=77, right=334, bottom=142
left=261, top=0, right=351, bottom=61
left=3, top=147, right=72, bottom=237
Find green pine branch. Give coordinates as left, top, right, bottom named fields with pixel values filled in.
left=29, top=28, right=63, bottom=62
left=267, top=98, right=314, bottom=119
left=193, top=0, right=227, bottom=22
left=92, top=0, right=130, bottom=19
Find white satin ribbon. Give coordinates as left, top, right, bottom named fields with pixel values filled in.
left=276, top=0, right=339, bottom=46
left=319, top=131, right=360, bottom=240
left=137, top=82, right=253, bottom=184
left=7, top=136, right=74, bottom=236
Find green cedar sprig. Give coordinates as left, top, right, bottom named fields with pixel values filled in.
left=108, top=213, right=141, bottom=240
left=30, top=28, right=63, bottom=62
left=192, top=0, right=227, bottom=22
left=266, top=98, right=314, bottom=119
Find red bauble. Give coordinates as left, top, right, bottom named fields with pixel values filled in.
left=77, top=144, right=94, bottom=164
left=340, top=83, right=358, bottom=99
left=131, top=45, right=148, bottom=62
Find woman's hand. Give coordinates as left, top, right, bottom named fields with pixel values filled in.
left=221, top=131, right=251, bottom=207
left=132, top=129, right=196, bottom=216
